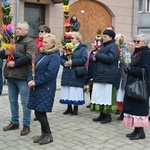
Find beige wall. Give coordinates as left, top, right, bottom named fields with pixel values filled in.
left=49, top=2, right=63, bottom=42
left=98, top=0, right=139, bottom=40
left=9, top=0, right=138, bottom=43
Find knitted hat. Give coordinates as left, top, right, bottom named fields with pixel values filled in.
left=103, top=30, right=116, bottom=39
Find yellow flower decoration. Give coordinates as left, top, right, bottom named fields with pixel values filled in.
left=65, top=43, right=73, bottom=50
left=63, top=5, right=69, bottom=12
left=2, top=42, right=14, bottom=50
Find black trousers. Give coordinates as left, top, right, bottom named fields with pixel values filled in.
left=35, top=111, right=51, bottom=133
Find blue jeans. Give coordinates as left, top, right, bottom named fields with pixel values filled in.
left=7, top=78, right=31, bottom=126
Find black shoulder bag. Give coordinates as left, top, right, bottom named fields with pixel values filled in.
left=125, top=68, right=149, bottom=101
left=75, top=66, right=88, bottom=77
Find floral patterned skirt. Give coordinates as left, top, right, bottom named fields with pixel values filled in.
left=60, top=86, right=85, bottom=105
left=90, top=83, right=117, bottom=113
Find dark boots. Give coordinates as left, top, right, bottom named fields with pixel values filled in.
left=100, top=114, right=112, bottom=124
left=33, top=132, right=45, bottom=143
left=117, top=111, right=124, bottom=121
left=63, top=105, right=78, bottom=115
left=92, top=113, right=106, bottom=122
left=92, top=113, right=112, bottom=123
left=63, top=105, right=72, bottom=114
left=72, top=106, right=78, bottom=115
left=39, top=133, right=53, bottom=145
left=127, top=127, right=145, bottom=140
left=33, top=131, right=53, bottom=145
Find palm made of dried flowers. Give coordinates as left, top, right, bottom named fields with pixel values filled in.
left=94, top=26, right=102, bottom=53
left=118, top=38, right=124, bottom=60
left=62, top=0, right=73, bottom=60
left=1, top=0, right=15, bottom=62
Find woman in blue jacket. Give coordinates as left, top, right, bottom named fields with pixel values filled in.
left=60, top=32, right=87, bottom=115
left=28, top=33, right=60, bottom=145
left=91, top=30, right=119, bottom=124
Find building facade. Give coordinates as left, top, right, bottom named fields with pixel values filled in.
left=138, top=0, right=150, bottom=36
left=8, top=0, right=138, bottom=43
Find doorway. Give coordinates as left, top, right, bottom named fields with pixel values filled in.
left=24, top=3, right=45, bottom=38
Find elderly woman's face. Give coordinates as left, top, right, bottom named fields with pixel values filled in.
left=71, top=36, right=79, bottom=45
left=42, top=37, right=53, bottom=49
left=134, top=37, right=145, bottom=48
left=102, top=34, right=112, bottom=43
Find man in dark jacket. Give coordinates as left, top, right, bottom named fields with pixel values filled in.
left=0, top=21, right=37, bottom=136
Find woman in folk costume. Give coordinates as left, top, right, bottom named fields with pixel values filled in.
left=115, top=34, right=127, bottom=119
left=60, top=32, right=87, bottom=115
left=116, top=37, right=135, bottom=120
left=84, top=39, right=99, bottom=108
left=123, top=34, right=150, bottom=140
left=91, top=29, right=119, bottom=124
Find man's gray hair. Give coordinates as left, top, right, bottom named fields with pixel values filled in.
left=17, top=21, right=29, bottom=30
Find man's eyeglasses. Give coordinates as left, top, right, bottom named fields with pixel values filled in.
left=39, top=30, right=45, bottom=33
left=133, top=40, right=142, bottom=44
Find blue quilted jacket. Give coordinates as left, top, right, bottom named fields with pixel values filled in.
left=60, top=43, right=88, bottom=88
left=27, top=45, right=60, bottom=112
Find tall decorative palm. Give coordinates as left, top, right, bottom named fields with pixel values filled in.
left=1, top=0, right=14, bottom=62
left=62, top=0, right=73, bottom=62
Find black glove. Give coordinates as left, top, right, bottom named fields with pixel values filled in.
left=124, top=66, right=131, bottom=74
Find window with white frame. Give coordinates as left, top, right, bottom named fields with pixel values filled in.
left=139, top=0, right=144, bottom=12
left=146, top=0, right=150, bottom=12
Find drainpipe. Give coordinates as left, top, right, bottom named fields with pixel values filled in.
left=16, top=0, right=20, bottom=27
left=132, top=0, right=136, bottom=38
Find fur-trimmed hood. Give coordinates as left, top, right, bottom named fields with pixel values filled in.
left=40, top=43, right=60, bottom=54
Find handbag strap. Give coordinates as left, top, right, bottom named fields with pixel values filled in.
left=141, top=68, right=146, bottom=81
left=36, top=55, right=47, bottom=68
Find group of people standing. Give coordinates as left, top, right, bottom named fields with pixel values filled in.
left=60, top=20, right=150, bottom=141
left=85, top=27, right=150, bottom=140
left=0, top=21, right=60, bottom=145
left=0, top=14, right=150, bottom=146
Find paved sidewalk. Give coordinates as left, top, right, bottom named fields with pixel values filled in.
left=0, top=84, right=150, bottom=150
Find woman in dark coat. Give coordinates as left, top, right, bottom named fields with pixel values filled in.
left=91, top=30, right=119, bottom=124
left=70, top=15, right=80, bottom=32
left=28, top=33, right=60, bottom=145
left=60, top=32, right=87, bottom=115
left=123, top=34, right=150, bottom=140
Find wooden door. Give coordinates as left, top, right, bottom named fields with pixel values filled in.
left=70, top=0, right=112, bottom=43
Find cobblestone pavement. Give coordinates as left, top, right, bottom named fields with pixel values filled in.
left=0, top=84, right=150, bottom=150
